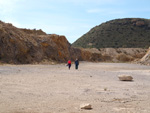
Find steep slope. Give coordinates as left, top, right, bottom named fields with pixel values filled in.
left=0, top=21, right=76, bottom=64
left=139, top=47, right=150, bottom=65
left=72, top=18, right=150, bottom=48
left=0, top=20, right=104, bottom=64
left=0, top=20, right=147, bottom=64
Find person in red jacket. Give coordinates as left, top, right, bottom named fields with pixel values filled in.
left=67, top=60, right=71, bottom=70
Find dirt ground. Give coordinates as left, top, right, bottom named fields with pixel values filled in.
left=0, top=62, right=150, bottom=113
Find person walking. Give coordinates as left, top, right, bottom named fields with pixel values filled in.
left=75, top=58, right=79, bottom=70
left=67, top=60, right=71, bottom=70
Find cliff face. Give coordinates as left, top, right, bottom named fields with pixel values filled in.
left=0, top=21, right=146, bottom=64
left=139, top=47, right=150, bottom=65
left=0, top=21, right=104, bottom=64
left=80, top=48, right=146, bottom=62
left=0, top=21, right=73, bottom=64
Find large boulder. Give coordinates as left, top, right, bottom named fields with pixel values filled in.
left=80, top=103, right=92, bottom=109
left=118, top=75, right=133, bottom=81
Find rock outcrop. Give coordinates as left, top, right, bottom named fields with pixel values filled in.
left=118, top=75, right=133, bottom=81
left=0, top=20, right=147, bottom=64
left=139, top=47, right=150, bottom=65
left=80, top=103, right=92, bottom=109
left=81, top=48, right=146, bottom=62
left=0, top=20, right=103, bottom=64
left=0, top=21, right=72, bottom=64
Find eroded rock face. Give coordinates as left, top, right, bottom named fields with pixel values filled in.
left=0, top=21, right=72, bottom=64
left=82, top=48, right=146, bottom=62
left=0, top=20, right=147, bottom=64
left=0, top=21, right=103, bottom=64
left=139, top=47, right=150, bottom=65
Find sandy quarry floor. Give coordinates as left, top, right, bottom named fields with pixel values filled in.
left=0, top=62, right=150, bottom=113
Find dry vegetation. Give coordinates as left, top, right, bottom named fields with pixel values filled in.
left=73, top=18, right=150, bottom=48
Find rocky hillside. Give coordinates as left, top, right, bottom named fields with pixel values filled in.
left=0, top=20, right=106, bottom=64
left=0, top=20, right=146, bottom=64
left=72, top=18, right=150, bottom=48
left=0, top=21, right=69, bottom=64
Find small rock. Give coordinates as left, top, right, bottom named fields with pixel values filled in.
left=80, top=103, right=92, bottom=109
left=118, top=75, right=133, bottom=81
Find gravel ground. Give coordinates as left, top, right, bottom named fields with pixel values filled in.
left=0, top=62, right=150, bottom=113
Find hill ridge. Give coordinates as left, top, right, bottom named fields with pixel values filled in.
left=72, top=18, right=150, bottom=48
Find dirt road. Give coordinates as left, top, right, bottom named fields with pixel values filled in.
left=0, top=62, right=150, bottom=113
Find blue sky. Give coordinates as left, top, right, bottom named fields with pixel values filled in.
left=0, top=0, right=150, bottom=43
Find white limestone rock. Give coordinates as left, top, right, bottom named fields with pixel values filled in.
left=118, top=75, right=133, bottom=81
left=80, top=103, right=92, bottom=109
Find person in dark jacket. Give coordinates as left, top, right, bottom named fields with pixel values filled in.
left=75, top=58, right=79, bottom=70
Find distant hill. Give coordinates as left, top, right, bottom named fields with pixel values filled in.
left=72, top=18, right=150, bottom=48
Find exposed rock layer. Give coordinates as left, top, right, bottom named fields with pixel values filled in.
left=0, top=21, right=146, bottom=64
left=139, top=47, right=150, bottom=65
